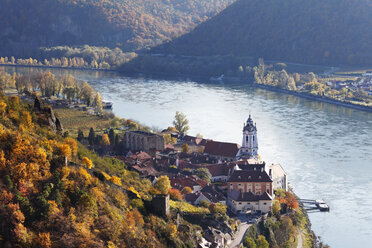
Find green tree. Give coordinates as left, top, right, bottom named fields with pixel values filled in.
left=272, top=200, right=281, bottom=216
left=88, top=128, right=95, bottom=146
left=243, top=237, right=257, bottom=248
left=256, top=235, right=269, bottom=248
left=154, top=175, right=171, bottom=194
left=173, top=111, right=189, bottom=134
left=195, top=168, right=211, bottom=182
left=77, top=129, right=84, bottom=141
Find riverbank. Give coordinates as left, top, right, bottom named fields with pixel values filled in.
left=0, top=63, right=114, bottom=72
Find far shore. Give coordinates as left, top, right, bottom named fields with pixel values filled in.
left=2, top=63, right=372, bottom=113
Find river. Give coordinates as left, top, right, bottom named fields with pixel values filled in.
left=3, top=66, right=372, bottom=248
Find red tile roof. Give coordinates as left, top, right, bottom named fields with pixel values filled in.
left=204, top=141, right=240, bottom=158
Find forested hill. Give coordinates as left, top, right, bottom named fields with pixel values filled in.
left=0, top=0, right=234, bottom=58
left=154, top=0, right=372, bottom=66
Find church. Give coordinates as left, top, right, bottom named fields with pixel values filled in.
left=236, top=115, right=259, bottom=160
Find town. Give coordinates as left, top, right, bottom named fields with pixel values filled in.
left=92, top=114, right=289, bottom=247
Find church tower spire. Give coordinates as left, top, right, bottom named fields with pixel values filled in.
left=236, top=115, right=258, bottom=159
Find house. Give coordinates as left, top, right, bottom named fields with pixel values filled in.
left=228, top=169, right=273, bottom=195
left=269, top=163, right=288, bottom=191
left=204, top=141, right=240, bottom=162
left=227, top=190, right=273, bottom=214
left=170, top=175, right=207, bottom=193
left=205, top=163, right=234, bottom=182
left=184, top=185, right=226, bottom=205
left=203, top=227, right=232, bottom=248
left=226, top=168, right=273, bottom=213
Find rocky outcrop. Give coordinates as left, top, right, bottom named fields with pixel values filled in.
left=34, top=96, right=63, bottom=133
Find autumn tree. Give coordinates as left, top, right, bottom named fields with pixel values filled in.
left=94, top=92, right=103, bottom=115
left=256, top=235, right=269, bottom=248
left=209, top=202, right=227, bottom=216
left=168, top=188, right=182, bottom=201
left=35, top=232, right=52, bottom=248
left=154, top=175, right=171, bottom=194
left=102, top=134, right=110, bottom=146
left=181, top=186, right=192, bottom=194
left=173, top=111, right=189, bottom=134
left=82, top=157, right=93, bottom=169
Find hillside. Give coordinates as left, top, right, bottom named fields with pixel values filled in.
left=0, top=0, right=234, bottom=58
left=0, top=94, right=200, bottom=247
left=155, top=0, right=372, bottom=66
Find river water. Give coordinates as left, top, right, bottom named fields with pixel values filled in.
left=4, top=66, right=372, bottom=247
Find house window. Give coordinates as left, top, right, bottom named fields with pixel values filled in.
left=246, top=136, right=248, bottom=142
left=266, top=189, right=270, bottom=193
left=264, top=203, right=267, bottom=205
left=239, top=202, right=242, bottom=205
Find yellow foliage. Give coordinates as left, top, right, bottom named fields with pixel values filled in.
left=61, top=166, right=71, bottom=180
left=82, top=156, right=93, bottom=169
left=21, top=111, right=33, bottom=129
left=109, top=176, right=122, bottom=186
left=127, top=187, right=141, bottom=198
left=0, top=101, right=6, bottom=117
left=77, top=167, right=92, bottom=186
left=167, top=223, right=177, bottom=238
left=101, top=171, right=111, bottom=180
left=0, top=150, right=6, bottom=171
left=59, top=144, right=72, bottom=159
left=63, top=137, right=78, bottom=156
left=91, top=187, right=105, bottom=201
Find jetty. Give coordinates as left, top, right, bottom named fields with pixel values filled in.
left=299, top=199, right=330, bottom=212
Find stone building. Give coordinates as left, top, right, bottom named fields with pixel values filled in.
left=123, top=131, right=165, bottom=155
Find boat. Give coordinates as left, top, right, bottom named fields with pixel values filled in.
left=102, top=100, right=113, bottom=109
left=315, top=200, right=330, bottom=211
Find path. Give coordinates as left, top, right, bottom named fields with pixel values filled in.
left=297, top=228, right=303, bottom=248
left=229, top=217, right=251, bottom=248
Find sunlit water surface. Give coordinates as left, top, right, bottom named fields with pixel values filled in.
left=4, top=66, right=372, bottom=248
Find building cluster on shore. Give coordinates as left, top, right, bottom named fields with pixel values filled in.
left=120, top=115, right=288, bottom=217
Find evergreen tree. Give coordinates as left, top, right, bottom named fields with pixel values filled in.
left=88, top=128, right=95, bottom=146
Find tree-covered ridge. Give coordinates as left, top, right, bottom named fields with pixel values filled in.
left=0, top=94, right=199, bottom=247
left=0, top=0, right=235, bottom=58
left=156, top=0, right=372, bottom=66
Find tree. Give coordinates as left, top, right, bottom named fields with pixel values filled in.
left=181, top=187, right=192, bottom=194
left=102, top=134, right=110, bottom=146
left=243, top=237, right=257, bottom=248
left=168, top=188, right=182, bottom=201
left=173, top=111, right=189, bottom=134
left=209, top=202, right=227, bottom=215
left=154, top=176, right=171, bottom=194
left=256, top=235, right=269, bottom=248
left=35, top=232, right=52, bottom=248
left=94, top=92, right=103, bottom=115
left=88, top=128, right=95, bottom=146
left=82, top=157, right=93, bottom=169
left=272, top=200, right=281, bottom=216
left=195, top=168, right=211, bottom=182
left=181, top=143, right=189, bottom=153
left=108, top=129, right=115, bottom=145
left=77, top=129, right=84, bottom=141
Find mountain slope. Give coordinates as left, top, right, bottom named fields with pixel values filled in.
left=0, top=0, right=234, bottom=57
left=155, top=0, right=372, bottom=66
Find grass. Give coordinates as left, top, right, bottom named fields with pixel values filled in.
left=54, top=108, right=112, bottom=136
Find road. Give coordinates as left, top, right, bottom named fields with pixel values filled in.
left=229, top=216, right=252, bottom=248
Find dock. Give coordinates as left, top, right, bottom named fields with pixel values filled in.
left=299, top=199, right=330, bottom=212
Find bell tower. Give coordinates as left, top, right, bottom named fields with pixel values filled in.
left=237, top=115, right=258, bottom=159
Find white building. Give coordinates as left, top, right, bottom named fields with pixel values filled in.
left=236, top=115, right=258, bottom=160
left=269, top=163, right=288, bottom=191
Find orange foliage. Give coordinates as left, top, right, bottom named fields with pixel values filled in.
left=35, top=232, right=52, bottom=248
left=101, top=133, right=110, bottom=146
left=0, top=101, right=6, bottom=117
left=168, top=188, right=182, bottom=201
left=21, top=111, right=33, bottom=129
